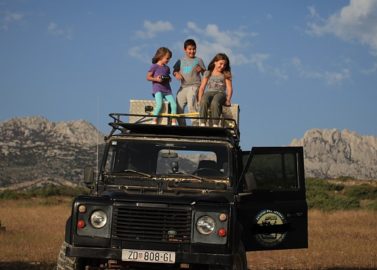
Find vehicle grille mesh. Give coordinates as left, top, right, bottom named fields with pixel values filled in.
left=113, top=205, right=192, bottom=243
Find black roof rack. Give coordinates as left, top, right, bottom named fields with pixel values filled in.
left=107, top=113, right=240, bottom=142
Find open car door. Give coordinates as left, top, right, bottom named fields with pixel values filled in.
left=238, top=147, right=308, bottom=251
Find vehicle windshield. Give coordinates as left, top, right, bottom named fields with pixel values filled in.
left=103, top=139, right=230, bottom=184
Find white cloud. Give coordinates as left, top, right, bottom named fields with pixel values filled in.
left=130, top=21, right=286, bottom=80
left=251, top=53, right=270, bottom=72
left=307, top=0, right=377, bottom=52
left=292, top=57, right=350, bottom=85
left=136, top=20, right=173, bottom=39
left=1, top=11, right=23, bottom=30
left=47, top=22, right=73, bottom=40
left=184, top=22, right=257, bottom=66
left=128, top=45, right=150, bottom=63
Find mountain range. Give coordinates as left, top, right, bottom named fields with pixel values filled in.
left=0, top=116, right=376, bottom=189
left=0, top=116, right=102, bottom=189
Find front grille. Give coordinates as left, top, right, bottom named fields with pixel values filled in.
left=112, top=204, right=192, bottom=243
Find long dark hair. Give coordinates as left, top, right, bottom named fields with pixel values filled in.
left=152, top=47, right=172, bottom=64
left=207, top=53, right=232, bottom=79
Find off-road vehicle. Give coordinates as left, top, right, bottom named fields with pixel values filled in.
left=57, top=102, right=307, bottom=270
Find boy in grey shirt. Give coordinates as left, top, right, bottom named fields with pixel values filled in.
left=173, top=39, right=206, bottom=126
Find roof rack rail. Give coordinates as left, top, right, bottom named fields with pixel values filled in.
left=107, top=112, right=240, bottom=141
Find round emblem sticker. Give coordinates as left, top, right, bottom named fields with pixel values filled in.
left=254, top=210, right=287, bottom=247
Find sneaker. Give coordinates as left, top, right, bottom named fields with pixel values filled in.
left=171, top=119, right=178, bottom=126
left=212, top=124, right=219, bottom=127
left=199, top=122, right=206, bottom=127
left=152, top=118, right=158, bottom=125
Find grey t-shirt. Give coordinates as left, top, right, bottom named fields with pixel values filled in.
left=173, top=57, right=205, bottom=87
left=203, top=71, right=226, bottom=93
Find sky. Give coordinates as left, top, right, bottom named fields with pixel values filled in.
left=1, top=0, right=377, bottom=149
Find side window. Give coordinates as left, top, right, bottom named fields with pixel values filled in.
left=246, top=153, right=298, bottom=191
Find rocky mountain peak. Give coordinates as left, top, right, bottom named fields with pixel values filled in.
left=291, top=128, right=377, bottom=180
left=0, top=116, right=104, bottom=188
left=0, top=116, right=102, bottom=147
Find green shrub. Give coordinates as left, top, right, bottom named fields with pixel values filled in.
left=0, top=185, right=90, bottom=200
left=344, top=184, right=377, bottom=200
left=365, top=200, right=377, bottom=211
left=305, top=178, right=374, bottom=211
left=0, top=190, right=21, bottom=200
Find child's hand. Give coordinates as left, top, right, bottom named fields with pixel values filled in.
left=174, top=72, right=183, bottom=80
left=155, top=76, right=163, bottom=82
left=195, top=65, right=203, bottom=73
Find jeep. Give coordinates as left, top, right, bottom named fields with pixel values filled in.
left=57, top=105, right=307, bottom=270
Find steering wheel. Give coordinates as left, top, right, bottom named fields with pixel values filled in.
left=193, top=168, right=223, bottom=176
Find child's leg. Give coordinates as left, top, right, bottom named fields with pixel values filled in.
left=165, top=94, right=178, bottom=125
left=164, top=94, right=177, bottom=114
left=176, top=87, right=187, bottom=126
left=199, top=91, right=214, bottom=120
left=187, top=86, right=198, bottom=113
left=152, top=92, right=163, bottom=116
left=176, top=87, right=187, bottom=114
left=210, top=92, right=226, bottom=123
left=187, top=86, right=199, bottom=125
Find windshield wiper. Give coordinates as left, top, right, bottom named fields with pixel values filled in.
left=122, top=169, right=153, bottom=178
left=173, top=172, right=208, bottom=182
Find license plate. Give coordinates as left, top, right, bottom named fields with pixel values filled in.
left=122, top=249, right=176, bottom=264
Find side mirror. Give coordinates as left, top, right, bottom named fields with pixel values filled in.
left=83, top=167, right=95, bottom=188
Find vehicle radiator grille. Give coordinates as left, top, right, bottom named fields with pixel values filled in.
left=113, top=205, right=192, bottom=243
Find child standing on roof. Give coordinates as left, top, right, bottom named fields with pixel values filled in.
left=173, top=39, right=206, bottom=126
left=146, top=47, right=178, bottom=126
left=197, top=53, right=233, bottom=127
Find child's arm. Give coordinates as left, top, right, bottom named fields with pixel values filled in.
left=146, top=71, right=162, bottom=83
left=173, top=71, right=183, bottom=80
left=196, top=59, right=206, bottom=75
left=173, top=60, right=183, bottom=80
left=197, top=76, right=209, bottom=103
left=225, top=78, right=233, bottom=106
left=195, top=65, right=204, bottom=74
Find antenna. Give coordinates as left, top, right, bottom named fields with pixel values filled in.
left=96, top=95, right=100, bottom=194
left=96, top=96, right=99, bottom=171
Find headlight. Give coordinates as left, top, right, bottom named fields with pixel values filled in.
left=196, top=216, right=215, bottom=235
left=90, top=210, right=107, bottom=229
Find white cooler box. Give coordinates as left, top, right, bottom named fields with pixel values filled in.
left=129, top=100, right=170, bottom=125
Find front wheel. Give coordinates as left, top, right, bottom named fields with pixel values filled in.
left=209, top=244, right=247, bottom=270
left=232, top=251, right=247, bottom=270
left=56, top=242, right=84, bottom=270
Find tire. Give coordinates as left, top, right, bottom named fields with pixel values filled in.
left=209, top=243, right=247, bottom=270
left=232, top=250, right=247, bottom=270
left=56, top=241, right=83, bottom=270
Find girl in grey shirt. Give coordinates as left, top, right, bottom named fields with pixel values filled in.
left=197, top=53, right=233, bottom=127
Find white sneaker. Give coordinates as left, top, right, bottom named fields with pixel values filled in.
left=200, top=122, right=206, bottom=127
left=212, top=124, right=219, bottom=127
left=171, top=119, right=178, bottom=126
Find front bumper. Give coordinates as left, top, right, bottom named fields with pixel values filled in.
left=66, top=245, right=232, bottom=266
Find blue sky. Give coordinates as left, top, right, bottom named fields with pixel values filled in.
left=1, top=0, right=377, bottom=149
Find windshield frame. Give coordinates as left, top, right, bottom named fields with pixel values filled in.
left=99, top=137, right=233, bottom=190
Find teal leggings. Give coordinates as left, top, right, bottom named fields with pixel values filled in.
left=153, top=92, right=177, bottom=116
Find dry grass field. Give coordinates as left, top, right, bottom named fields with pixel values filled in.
left=0, top=198, right=376, bottom=270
